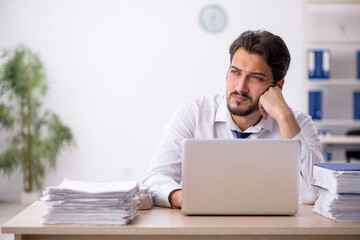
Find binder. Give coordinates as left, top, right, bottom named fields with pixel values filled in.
left=309, top=91, right=322, bottom=120
left=314, top=162, right=360, bottom=172
left=313, top=163, right=360, bottom=195
left=308, top=50, right=331, bottom=79
left=355, top=91, right=360, bottom=120
left=317, top=130, right=333, bottom=161
left=357, top=51, right=360, bottom=79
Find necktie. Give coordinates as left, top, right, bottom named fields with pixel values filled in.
left=234, top=131, right=252, bottom=139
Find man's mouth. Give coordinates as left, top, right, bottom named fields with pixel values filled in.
left=231, top=93, right=250, bottom=103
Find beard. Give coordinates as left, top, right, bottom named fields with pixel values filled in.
left=227, top=91, right=259, bottom=116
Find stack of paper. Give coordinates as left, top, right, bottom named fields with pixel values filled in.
left=41, top=178, right=139, bottom=225
left=313, top=163, right=360, bottom=222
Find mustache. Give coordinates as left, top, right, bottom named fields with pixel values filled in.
left=229, top=91, right=252, bottom=101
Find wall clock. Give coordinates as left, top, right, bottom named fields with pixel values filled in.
left=199, top=5, right=227, bottom=33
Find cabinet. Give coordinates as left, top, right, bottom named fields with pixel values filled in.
left=303, top=0, right=360, bottom=160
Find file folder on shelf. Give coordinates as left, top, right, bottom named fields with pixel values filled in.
left=355, top=91, right=360, bottom=120
left=357, top=51, right=360, bottom=80
left=309, top=91, right=322, bottom=120
left=308, top=49, right=331, bottom=79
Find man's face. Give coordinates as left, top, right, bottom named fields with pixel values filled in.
left=226, top=48, right=275, bottom=117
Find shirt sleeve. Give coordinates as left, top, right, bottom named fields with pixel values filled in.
left=142, top=100, right=197, bottom=207
left=293, top=113, right=324, bottom=204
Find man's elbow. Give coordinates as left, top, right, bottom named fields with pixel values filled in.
left=299, top=187, right=319, bottom=205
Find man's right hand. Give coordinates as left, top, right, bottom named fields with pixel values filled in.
left=169, top=189, right=182, bottom=208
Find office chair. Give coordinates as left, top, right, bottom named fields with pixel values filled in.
left=346, top=129, right=360, bottom=163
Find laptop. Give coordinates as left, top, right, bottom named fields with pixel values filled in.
left=181, top=139, right=300, bottom=215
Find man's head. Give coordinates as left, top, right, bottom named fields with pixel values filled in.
left=229, top=30, right=291, bottom=84
left=226, top=30, right=290, bottom=118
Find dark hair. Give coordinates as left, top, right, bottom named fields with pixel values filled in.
left=229, top=30, right=291, bottom=84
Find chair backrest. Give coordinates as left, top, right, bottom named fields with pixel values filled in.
left=346, top=129, right=360, bottom=162
left=346, top=129, right=360, bottom=136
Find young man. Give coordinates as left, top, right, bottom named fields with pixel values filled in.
left=143, top=30, right=323, bottom=208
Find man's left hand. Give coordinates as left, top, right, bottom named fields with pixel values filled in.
left=258, top=86, right=300, bottom=139
left=258, top=86, right=288, bottom=121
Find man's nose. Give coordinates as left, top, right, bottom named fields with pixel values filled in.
left=234, top=75, right=249, bottom=93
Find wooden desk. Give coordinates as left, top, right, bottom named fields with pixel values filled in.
left=2, top=201, right=360, bottom=240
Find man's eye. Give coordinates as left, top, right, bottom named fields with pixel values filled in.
left=231, top=70, right=239, bottom=75
left=250, top=76, right=263, bottom=81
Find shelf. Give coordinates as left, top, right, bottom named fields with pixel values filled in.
left=306, top=0, right=360, bottom=5
left=307, top=79, right=360, bottom=85
left=319, top=135, right=360, bottom=144
left=313, top=119, right=360, bottom=126
left=307, top=40, right=360, bottom=45
left=304, top=0, right=360, bottom=134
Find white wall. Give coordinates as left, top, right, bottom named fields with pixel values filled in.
left=0, top=0, right=305, bottom=201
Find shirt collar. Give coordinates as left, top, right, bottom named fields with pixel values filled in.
left=215, top=96, right=228, bottom=123
left=215, top=95, right=274, bottom=133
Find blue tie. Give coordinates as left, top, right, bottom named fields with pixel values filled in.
left=234, top=131, right=252, bottom=139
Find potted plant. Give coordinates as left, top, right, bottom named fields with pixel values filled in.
left=0, top=45, right=75, bottom=204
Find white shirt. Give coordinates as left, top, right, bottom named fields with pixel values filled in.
left=143, top=94, right=324, bottom=207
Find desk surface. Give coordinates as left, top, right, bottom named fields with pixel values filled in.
left=2, top=201, right=360, bottom=239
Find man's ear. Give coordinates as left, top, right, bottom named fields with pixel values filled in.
left=277, top=79, right=285, bottom=90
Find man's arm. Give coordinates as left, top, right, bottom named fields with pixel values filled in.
left=258, top=85, right=324, bottom=204
left=142, top=101, right=197, bottom=208
left=169, top=189, right=182, bottom=208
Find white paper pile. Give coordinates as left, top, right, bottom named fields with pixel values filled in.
left=313, top=164, right=360, bottom=193
left=313, top=163, right=360, bottom=222
left=41, top=178, right=139, bottom=225
left=314, top=188, right=360, bottom=222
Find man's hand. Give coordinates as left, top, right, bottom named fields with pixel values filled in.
left=258, top=86, right=288, bottom=120
left=169, top=189, right=182, bottom=208
left=258, top=86, right=300, bottom=139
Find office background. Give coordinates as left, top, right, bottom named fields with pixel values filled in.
left=0, top=0, right=330, bottom=201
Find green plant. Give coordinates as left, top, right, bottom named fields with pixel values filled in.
left=0, top=45, right=74, bottom=192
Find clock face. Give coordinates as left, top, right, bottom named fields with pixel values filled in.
left=199, top=5, right=227, bottom=33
